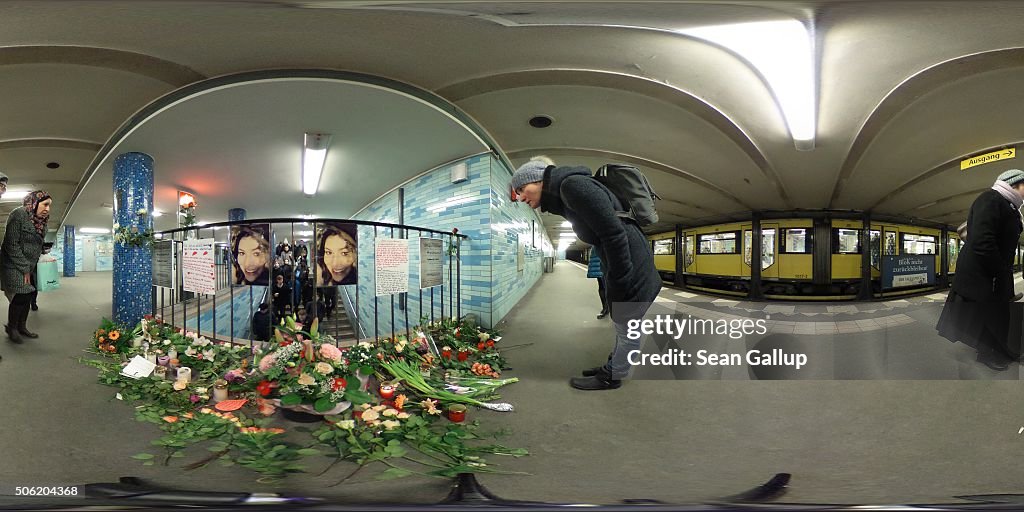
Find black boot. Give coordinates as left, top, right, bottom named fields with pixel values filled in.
left=6, top=323, right=23, bottom=344
left=17, top=303, right=36, bottom=339
left=597, top=309, right=608, bottom=320
left=570, top=366, right=622, bottom=390
left=30, top=303, right=38, bottom=311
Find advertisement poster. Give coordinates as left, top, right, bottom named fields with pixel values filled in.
left=230, top=223, right=271, bottom=286
left=376, top=238, right=409, bottom=296
left=419, top=238, right=443, bottom=289
left=882, top=255, right=935, bottom=289
left=182, top=238, right=217, bottom=294
left=315, top=222, right=358, bottom=287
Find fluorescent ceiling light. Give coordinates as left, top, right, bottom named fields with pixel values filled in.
left=80, top=227, right=110, bottom=234
left=296, top=231, right=314, bottom=236
left=0, top=189, right=32, bottom=201
left=426, top=195, right=476, bottom=213
left=678, top=19, right=816, bottom=150
left=302, top=133, right=331, bottom=196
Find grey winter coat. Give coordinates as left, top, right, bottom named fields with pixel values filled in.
left=541, top=166, right=661, bottom=323
left=1, top=207, right=43, bottom=295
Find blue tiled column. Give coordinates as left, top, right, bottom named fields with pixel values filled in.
left=63, top=225, right=75, bottom=277
left=228, top=208, right=246, bottom=222
left=112, top=152, right=154, bottom=327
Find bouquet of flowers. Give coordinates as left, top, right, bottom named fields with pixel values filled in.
left=252, top=317, right=372, bottom=415
left=92, top=318, right=137, bottom=354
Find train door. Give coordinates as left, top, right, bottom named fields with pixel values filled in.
left=741, top=224, right=778, bottom=279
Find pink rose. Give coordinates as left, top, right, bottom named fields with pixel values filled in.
left=319, top=344, right=343, bottom=363
left=258, top=354, right=277, bottom=372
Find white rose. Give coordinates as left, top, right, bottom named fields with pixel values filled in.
left=163, top=339, right=171, bottom=345
left=315, top=362, right=333, bottom=375
left=382, top=420, right=401, bottom=430
left=382, top=409, right=398, bottom=417
left=336, top=420, right=355, bottom=430
left=397, top=412, right=410, bottom=419
left=196, top=387, right=208, bottom=394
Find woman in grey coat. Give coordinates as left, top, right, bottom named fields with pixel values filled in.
left=2, top=190, right=51, bottom=344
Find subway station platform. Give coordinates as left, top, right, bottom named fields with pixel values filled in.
left=3, top=267, right=1024, bottom=506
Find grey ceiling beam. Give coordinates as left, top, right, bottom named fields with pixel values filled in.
left=0, top=46, right=206, bottom=87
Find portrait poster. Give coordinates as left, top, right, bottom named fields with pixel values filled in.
left=315, top=222, right=358, bottom=287
left=230, top=223, right=271, bottom=286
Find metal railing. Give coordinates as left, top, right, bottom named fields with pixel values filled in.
left=150, top=217, right=467, bottom=349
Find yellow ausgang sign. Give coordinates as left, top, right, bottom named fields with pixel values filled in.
left=961, top=148, right=1015, bottom=170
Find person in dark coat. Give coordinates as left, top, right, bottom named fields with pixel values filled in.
left=271, top=273, right=292, bottom=318
left=2, top=190, right=51, bottom=344
left=587, top=249, right=609, bottom=319
left=936, top=169, right=1024, bottom=370
left=512, top=157, right=661, bottom=390
left=252, top=303, right=272, bottom=342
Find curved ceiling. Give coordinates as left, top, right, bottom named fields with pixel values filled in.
left=64, top=75, right=492, bottom=232
left=3, top=1, right=1024, bottom=244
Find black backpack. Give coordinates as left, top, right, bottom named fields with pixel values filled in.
left=592, top=164, right=661, bottom=226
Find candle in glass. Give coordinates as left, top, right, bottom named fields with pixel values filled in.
left=153, top=366, right=167, bottom=381
left=447, top=404, right=467, bottom=423
left=213, top=379, right=228, bottom=402
left=379, top=384, right=396, bottom=400
left=176, top=367, right=192, bottom=383
left=157, top=355, right=170, bottom=367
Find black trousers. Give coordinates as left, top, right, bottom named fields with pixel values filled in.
left=8, top=292, right=32, bottom=328
left=597, top=277, right=608, bottom=311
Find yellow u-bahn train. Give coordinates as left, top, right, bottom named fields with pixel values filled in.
left=649, top=216, right=983, bottom=299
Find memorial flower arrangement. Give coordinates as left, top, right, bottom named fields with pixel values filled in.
left=80, top=314, right=527, bottom=483
left=113, top=208, right=155, bottom=248
left=250, top=316, right=373, bottom=414
left=92, top=318, right=138, bottom=354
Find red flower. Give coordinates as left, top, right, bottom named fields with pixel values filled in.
left=279, top=340, right=292, bottom=347
left=452, top=228, right=459, bottom=235
left=332, top=377, right=347, bottom=391
left=477, top=342, right=486, bottom=351
left=486, top=340, right=495, bottom=348
left=457, top=351, right=469, bottom=362
left=257, top=380, right=274, bottom=397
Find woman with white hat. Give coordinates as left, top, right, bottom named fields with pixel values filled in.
left=936, top=169, right=1024, bottom=370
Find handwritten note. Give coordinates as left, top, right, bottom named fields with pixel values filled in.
left=376, top=238, right=409, bottom=296
left=182, top=238, right=216, bottom=294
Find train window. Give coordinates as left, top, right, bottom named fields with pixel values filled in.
left=948, top=236, right=961, bottom=269
left=884, top=231, right=897, bottom=255
left=870, top=230, right=881, bottom=268
left=780, top=228, right=811, bottom=253
left=698, top=232, right=739, bottom=254
left=833, top=228, right=861, bottom=254
left=901, top=233, right=937, bottom=255
left=653, top=239, right=674, bottom=255
left=685, top=235, right=695, bottom=267
left=743, top=229, right=776, bottom=268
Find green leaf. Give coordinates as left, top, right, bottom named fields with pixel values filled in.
left=296, top=448, right=321, bottom=456
left=131, top=453, right=155, bottom=460
left=313, top=398, right=335, bottom=413
left=280, top=394, right=302, bottom=407
left=317, top=431, right=335, bottom=442
left=377, top=467, right=414, bottom=480
left=343, top=389, right=373, bottom=405
left=359, top=365, right=374, bottom=376
left=143, top=461, right=155, bottom=466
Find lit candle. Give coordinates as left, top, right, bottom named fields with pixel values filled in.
left=176, top=367, right=192, bottom=383
left=169, top=358, right=180, bottom=369
left=447, top=404, right=467, bottom=423
left=457, top=350, right=469, bottom=362
left=213, top=379, right=228, bottom=403
left=379, top=384, right=396, bottom=400
left=132, top=336, right=143, bottom=348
